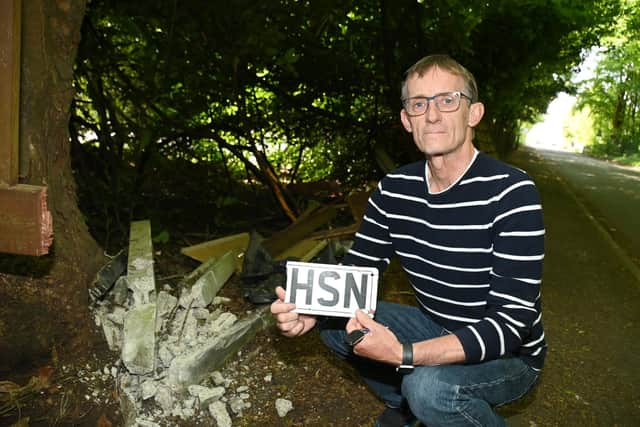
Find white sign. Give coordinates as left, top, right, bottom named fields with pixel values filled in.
left=285, top=261, right=379, bottom=318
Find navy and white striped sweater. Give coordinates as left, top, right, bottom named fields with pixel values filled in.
left=342, top=150, right=546, bottom=370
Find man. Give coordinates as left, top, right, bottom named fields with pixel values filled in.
left=271, top=54, right=546, bottom=427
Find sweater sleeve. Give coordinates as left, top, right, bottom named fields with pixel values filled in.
left=454, top=176, right=545, bottom=363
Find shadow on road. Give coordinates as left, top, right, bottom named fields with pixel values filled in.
left=500, top=147, right=640, bottom=426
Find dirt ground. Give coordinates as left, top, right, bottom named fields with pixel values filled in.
left=0, top=235, right=537, bottom=427
left=0, top=243, right=393, bottom=427
left=2, top=147, right=640, bottom=426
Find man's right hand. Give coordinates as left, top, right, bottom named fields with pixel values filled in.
left=270, top=286, right=317, bottom=337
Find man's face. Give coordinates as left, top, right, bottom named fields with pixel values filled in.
left=400, top=67, right=482, bottom=157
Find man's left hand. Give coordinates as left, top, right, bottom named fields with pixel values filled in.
left=346, top=309, right=403, bottom=366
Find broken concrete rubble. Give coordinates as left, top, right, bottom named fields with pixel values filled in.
left=188, top=384, right=225, bottom=408
left=187, top=250, right=236, bottom=308
left=121, top=220, right=158, bottom=375
left=209, top=400, right=232, bottom=427
left=122, top=303, right=157, bottom=375
left=167, top=307, right=273, bottom=387
left=88, top=205, right=362, bottom=425
left=276, top=397, right=294, bottom=417
left=91, top=220, right=282, bottom=426
left=127, top=220, right=157, bottom=305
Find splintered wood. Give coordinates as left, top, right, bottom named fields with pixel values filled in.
left=0, top=184, right=53, bottom=256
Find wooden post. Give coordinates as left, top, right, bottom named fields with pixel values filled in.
left=0, top=184, right=53, bottom=255
left=0, top=0, right=54, bottom=256
left=0, top=0, right=21, bottom=186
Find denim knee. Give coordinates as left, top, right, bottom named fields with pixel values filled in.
left=401, top=366, right=510, bottom=427
left=402, top=367, right=456, bottom=423
left=318, top=320, right=351, bottom=359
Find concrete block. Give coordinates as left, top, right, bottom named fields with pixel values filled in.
left=127, top=220, right=156, bottom=305
left=209, top=401, right=232, bottom=427
left=102, top=316, right=123, bottom=351
left=167, top=307, right=273, bottom=387
left=187, top=384, right=225, bottom=408
left=156, top=291, right=178, bottom=319
left=122, top=303, right=156, bottom=375
left=276, top=398, right=294, bottom=417
left=190, top=250, right=237, bottom=308
left=191, top=271, right=218, bottom=308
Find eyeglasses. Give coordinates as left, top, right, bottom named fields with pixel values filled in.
left=402, top=91, right=472, bottom=116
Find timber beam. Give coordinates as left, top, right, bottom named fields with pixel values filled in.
left=0, top=184, right=53, bottom=256
left=0, top=0, right=53, bottom=256
left=0, top=0, right=20, bottom=185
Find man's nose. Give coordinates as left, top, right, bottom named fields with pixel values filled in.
left=425, top=100, right=441, bottom=122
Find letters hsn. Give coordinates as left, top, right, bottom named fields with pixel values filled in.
left=285, top=261, right=379, bottom=318
left=290, top=268, right=368, bottom=309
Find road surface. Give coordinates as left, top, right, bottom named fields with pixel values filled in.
left=500, top=147, right=640, bottom=426
left=534, top=148, right=640, bottom=270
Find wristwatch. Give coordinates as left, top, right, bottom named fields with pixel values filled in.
left=396, top=342, right=414, bottom=374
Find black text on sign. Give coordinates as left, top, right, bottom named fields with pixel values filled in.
left=285, top=261, right=379, bottom=318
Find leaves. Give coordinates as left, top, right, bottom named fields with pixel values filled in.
left=576, top=0, right=640, bottom=156
left=70, top=0, right=623, bottom=237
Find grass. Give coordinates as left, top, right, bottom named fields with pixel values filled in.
left=612, top=153, right=640, bottom=167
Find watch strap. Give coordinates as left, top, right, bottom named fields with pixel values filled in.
left=396, top=342, right=414, bottom=374
left=402, top=342, right=413, bottom=366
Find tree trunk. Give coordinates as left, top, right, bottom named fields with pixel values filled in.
left=611, top=89, right=626, bottom=154
left=0, top=0, right=104, bottom=372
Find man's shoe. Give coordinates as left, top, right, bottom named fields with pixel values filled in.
left=374, top=405, right=418, bottom=427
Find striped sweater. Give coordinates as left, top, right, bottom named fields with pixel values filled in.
left=342, top=150, right=546, bottom=370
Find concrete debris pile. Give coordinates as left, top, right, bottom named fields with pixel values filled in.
left=91, top=220, right=275, bottom=426
left=88, top=198, right=367, bottom=426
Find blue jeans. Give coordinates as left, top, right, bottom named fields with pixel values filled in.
left=319, top=302, right=540, bottom=427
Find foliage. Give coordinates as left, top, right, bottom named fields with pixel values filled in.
left=70, top=0, right=622, bottom=245
left=575, top=0, right=640, bottom=157
left=564, top=105, right=596, bottom=153
left=610, top=153, right=640, bottom=167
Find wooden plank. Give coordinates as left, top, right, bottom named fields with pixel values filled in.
left=310, top=223, right=359, bottom=240
left=262, top=204, right=337, bottom=257
left=347, top=190, right=371, bottom=223
left=180, top=232, right=250, bottom=271
left=274, top=238, right=328, bottom=262
left=0, top=184, right=53, bottom=256
left=0, top=0, right=21, bottom=185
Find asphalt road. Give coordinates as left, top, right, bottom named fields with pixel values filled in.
left=533, top=148, right=640, bottom=270
left=499, top=147, right=640, bottom=426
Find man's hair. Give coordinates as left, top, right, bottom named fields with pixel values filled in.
left=401, top=54, right=478, bottom=103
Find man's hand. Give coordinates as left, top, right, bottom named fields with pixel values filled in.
left=270, top=286, right=317, bottom=337
left=346, top=309, right=403, bottom=366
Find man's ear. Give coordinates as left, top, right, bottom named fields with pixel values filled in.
left=468, top=102, right=484, bottom=128
left=400, top=109, right=413, bottom=132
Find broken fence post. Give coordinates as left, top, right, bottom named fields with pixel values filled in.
left=127, top=220, right=156, bottom=305
left=122, top=220, right=157, bottom=375
left=167, top=307, right=275, bottom=387
left=122, top=303, right=157, bottom=375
